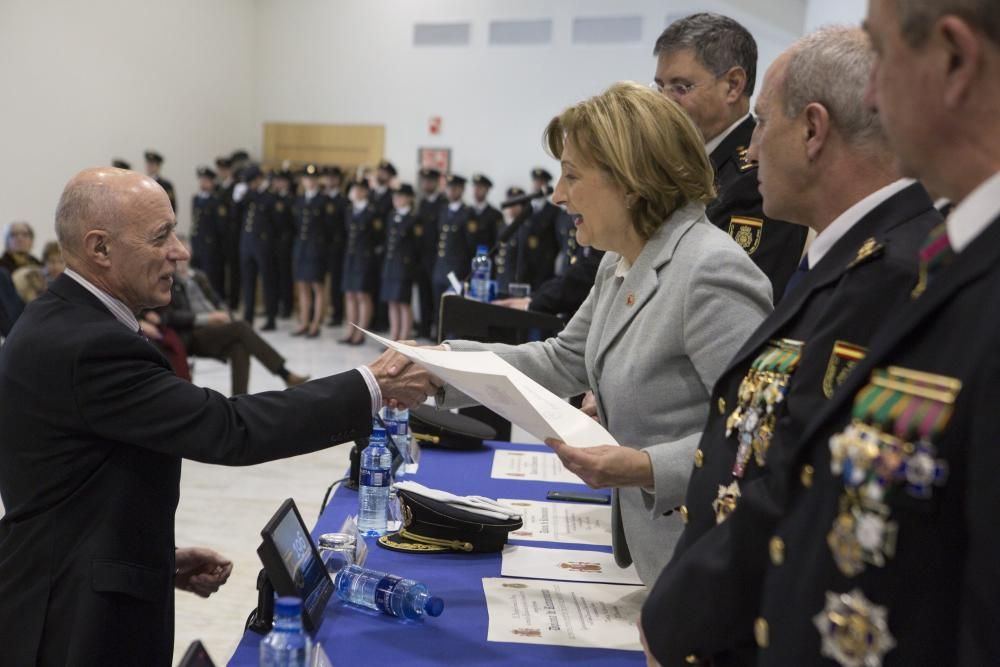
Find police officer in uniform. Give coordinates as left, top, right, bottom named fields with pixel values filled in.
left=413, top=167, right=444, bottom=338
left=291, top=164, right=328, bottom=337
left=652, top=13, right=809, bottom=302
left=641, top=26, right=944, bottom=666
left=271, top=168, right=296, bottom=319
left=380, top=183, right=418, bottom=341
left=469, top=173, right=501, bottom=251
left=111, top=158, right=131, bottom=170
left=321, top=166, right=349, bottom=326
left=340, top=180, right=380, bottom=345
left=514, top=168, right=560, bottom=290
left=238, top=165, right=279, bottom=331
left=144, top=150, right=176, bottom=212
left=494, top=187, right=528, bottom=295
left=215, top=155, right=242, bottom=310
left=190, top=166, right=227, bottom=297
left=431, top=174, right=474, bottom=315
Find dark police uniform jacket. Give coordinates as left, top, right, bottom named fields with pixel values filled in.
left=643, top=188, right=1000, bottom=667
left=468, top=202, right=502, bottom=253
left=529, top=248, right=604, bottom=318
left=380, top=210, right=418, bottom=302
left=708, top=116, right=809, bottom=302
left=324, top=190, right=349, bottom=273
left=341, top=203, right=382, bottom=293
left=432, top=202, right=476, bottom=286
left=239, top=189, right=276, bottom=257
left=291, top=192, right=329, bottom=282
left=0, top=275, right=372, bottom=666
left=190, top=192, right=226, bottom=270
left=515, top=200, right=560, bottom=289
left=415, top=193, right=445, bottom=274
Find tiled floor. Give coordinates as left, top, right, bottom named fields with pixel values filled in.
left=2, top=317, right=539, bottom=666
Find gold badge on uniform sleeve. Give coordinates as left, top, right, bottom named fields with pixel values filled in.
left=528, top=235, right=539, bottom=250
left=217, top=205, right=228, bottom=217
left=813, top=589, right=896, bottom=667
left=822, top=341, right=868, bottom=399
left=374, top=218, right=384, bottom=232
left=414, top=224, right=423, bottom=237
left=326, top=203, right=335, bottom=215
left=728, top=216, right=763, bottom=255
left=467, top=221, right=478, bottom=234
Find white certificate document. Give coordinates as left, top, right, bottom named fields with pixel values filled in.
left=482, top=577, right=644, bottom=651
left=491, top=450, right=585, bottom=486
left=501, top=546, right=643, bottom=585
left=499, top=498, right=612, bottom=546
left=359, top=328, right=618, bottom=448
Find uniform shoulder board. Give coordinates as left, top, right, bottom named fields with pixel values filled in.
left=736, top=146, right=756, bottom=172
left=847, top=237, right=884, bottom=269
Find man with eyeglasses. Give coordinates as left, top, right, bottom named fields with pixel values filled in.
left=653, top=13, right=808, bottom=302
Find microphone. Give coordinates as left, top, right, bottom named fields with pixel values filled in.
left=500, top=185, right=553, bottom=209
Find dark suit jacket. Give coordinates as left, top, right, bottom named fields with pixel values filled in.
left=708, top=117, right=809, bottom=302
left=158, top=270, right=225, bottom=349
left=0, top=274, right=372, bottom=666
left=642, top=182, right=941, bottom=666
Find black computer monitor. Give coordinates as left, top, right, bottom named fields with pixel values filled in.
left=257, top=498, right=333, bottom=632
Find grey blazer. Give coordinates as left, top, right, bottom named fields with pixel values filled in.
left=443, top=202, right=773, bottom=584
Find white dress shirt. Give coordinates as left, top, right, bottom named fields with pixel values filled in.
left=705, top=113, right=751, bottom=157
left=946, top=171, right=1000, bottom=253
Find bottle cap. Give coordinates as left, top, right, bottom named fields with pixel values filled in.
left=424, top=596, right=445, bottom=617
left=274, top=596, right=302, bottom=617
left=476, top=245, right=488, bottom=255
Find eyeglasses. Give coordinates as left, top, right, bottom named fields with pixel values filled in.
left=649, top=78, right=711, bottom=98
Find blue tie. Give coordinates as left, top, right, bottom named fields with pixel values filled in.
left=782, top=256, right=810, bottom=300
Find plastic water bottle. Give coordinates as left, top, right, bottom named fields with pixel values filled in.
left=469, top=245, right=493, bottom=302
left=259, top=596, right=312, bottom=667
left=335, top=564, right=444, bottom=620
left=358, top=424, right=392, bottom=537
left=383, top=406, right=411, bottom=467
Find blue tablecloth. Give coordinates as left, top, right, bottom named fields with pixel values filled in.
left=228, top=441, right=644, bottom=666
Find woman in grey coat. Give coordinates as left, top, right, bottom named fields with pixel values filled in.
left=439, top=82, right=774, bottom=584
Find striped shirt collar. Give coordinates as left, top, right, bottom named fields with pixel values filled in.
left=63, top=268, right=140, bottom=332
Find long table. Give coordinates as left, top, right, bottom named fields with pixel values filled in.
left=228, top=441, right=644, bottom=666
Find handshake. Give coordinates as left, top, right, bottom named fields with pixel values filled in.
left=365, top=341, right=445, bottom=409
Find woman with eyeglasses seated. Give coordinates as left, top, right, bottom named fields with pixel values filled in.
left=435, top=82, right=773, bottom=584
left=0, top=221, right=42, bottom=275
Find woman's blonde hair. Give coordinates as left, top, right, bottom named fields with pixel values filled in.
left=544, top=81, right=715, bottom=239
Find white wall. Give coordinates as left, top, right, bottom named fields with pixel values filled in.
left=253, top=0, right=804, bottom=202
left=0, top=0, right=258, bottom=249
left=804, top=0, right=867, bottom=32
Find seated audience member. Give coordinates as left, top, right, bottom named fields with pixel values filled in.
left=11, top=265, right=47, bottom=303
left=436, top=82, right=773, bottom=584
left=0, top=221, right=42, bottom=274
left=41, top=240, right=65, bottom=283
left=0, top=167, right=439, bottom=666
left=158, top=238, right=309, bottom=394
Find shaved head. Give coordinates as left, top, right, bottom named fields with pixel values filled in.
left=53, top=167, right=186, bottom=311
left=55, top=168, right=170, bottom=260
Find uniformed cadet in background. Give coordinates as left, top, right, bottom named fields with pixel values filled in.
left=641, top=25, right=942, bottom=666
left=238, top=165, right=279, bottom=331
left=469, top=173, right=502, bottom=251
left=380, top=183, right=418, bottom=341
left=144, top=150, right=176, bottom=212
left=340, top=179, right=380, bottom=346
left=413, top=167, right=444, bottom=338
left=111, top=158, right=131, bottom=170
left=430, top=174, right=474, bottom=315
left=270, top=167, right=296, bottom=319
left=190, top=165, right=227, bottom=297
left=652, top=12, right=809, bottom=302
left=215, top=155, right=242, bottom=311
left=230, top=149, right=250, bottom=173
left=368, top=160, right=396, bottom=331
left=493, top=186, right=528, bottom=296
left=515, top=167, right=560, bottom=290
left=291, top=164, right=328, bottom=338
left=320, top=165, right=349, bottom=327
